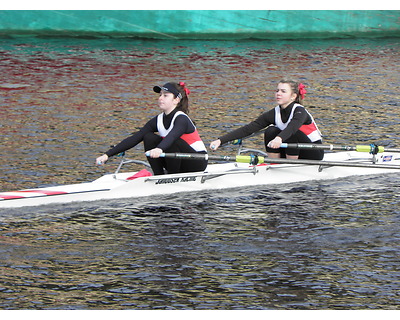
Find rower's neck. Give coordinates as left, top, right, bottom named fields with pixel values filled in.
left=280, top=101, right=296, bottom=109
left=164, top=106, right=177, bottom=115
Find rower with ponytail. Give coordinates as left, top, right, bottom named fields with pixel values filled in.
left=210, top=79, right=324, bottom=160
left=96, top=81, right=208, bottom=175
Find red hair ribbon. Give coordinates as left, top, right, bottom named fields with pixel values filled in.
left=298, top=83, right=307, bottom=100
left=179, top=81, right=191, bottom=96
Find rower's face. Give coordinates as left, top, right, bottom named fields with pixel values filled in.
left=158, top=90, right=179, bottom=113
left=275, top=83, right=296, bottom=108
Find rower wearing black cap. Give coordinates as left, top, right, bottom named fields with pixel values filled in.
left=96, top=82, right=208, bottom=175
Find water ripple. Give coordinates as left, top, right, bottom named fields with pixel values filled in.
left=1, top=37, right=400, bottom=309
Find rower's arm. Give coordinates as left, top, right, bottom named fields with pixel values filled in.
left=219, top=111, right=273, bottom=144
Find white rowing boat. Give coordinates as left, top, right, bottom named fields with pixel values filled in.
left=1, top=143, right=400, bottom=209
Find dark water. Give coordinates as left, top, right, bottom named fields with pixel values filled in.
left=0, top=37, right=400, bottom=309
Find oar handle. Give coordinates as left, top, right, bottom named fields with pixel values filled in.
left=145, top=151, right=168, bottom=157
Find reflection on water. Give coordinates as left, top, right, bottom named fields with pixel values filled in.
left=1, top=37, right=400, bottom=309
left=1, top=175, right=399, bottom=309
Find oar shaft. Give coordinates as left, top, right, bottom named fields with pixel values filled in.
left=280, top=143, right=400, bottom=153
left=281, top=143, right=357, bottom=151
left=157, top=152, right=265, bottom=165
left=153, top=152, right=400, bottom=170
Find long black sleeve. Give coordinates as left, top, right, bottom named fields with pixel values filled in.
left=105, top=117, right=158, bottom=157
left=157, top=115, right=195, bottom=151
left=277, top=104, right=310, bottom=141
left=218, top=103, right=313, bottom=144
left=105, top=112, right=197, bottom=157
left=219, top=109, right=275, bottom=144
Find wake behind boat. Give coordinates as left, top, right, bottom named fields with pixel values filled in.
left=1, top=145, right=400, bottom=208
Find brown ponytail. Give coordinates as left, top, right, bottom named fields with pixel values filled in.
left=171, top=82, right=190, bottom=114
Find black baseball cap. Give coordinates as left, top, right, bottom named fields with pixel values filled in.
left=153, top=82, right=182, bottom=99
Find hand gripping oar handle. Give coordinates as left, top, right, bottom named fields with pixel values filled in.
left=280, top=143, right=400, bottom=154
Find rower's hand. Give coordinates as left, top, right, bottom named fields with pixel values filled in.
left=210, top=139, right=221, bottom=151
left=267, top=137, right=283, bottom=149
left=146, top=148, right=163, bottom=158
left=96, top=154, right=108, bottom=166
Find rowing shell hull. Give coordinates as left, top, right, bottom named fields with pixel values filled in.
left=1, top=151, right=399, bottom=208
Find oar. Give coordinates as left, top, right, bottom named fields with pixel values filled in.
left=280, top=143, right=400, bottom=154
left=146, top=151, right=264, bottom=165
left=147, top=152, right=400, bottom=170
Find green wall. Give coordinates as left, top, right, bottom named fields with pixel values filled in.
left=0, top=10, right=399, bottom=39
